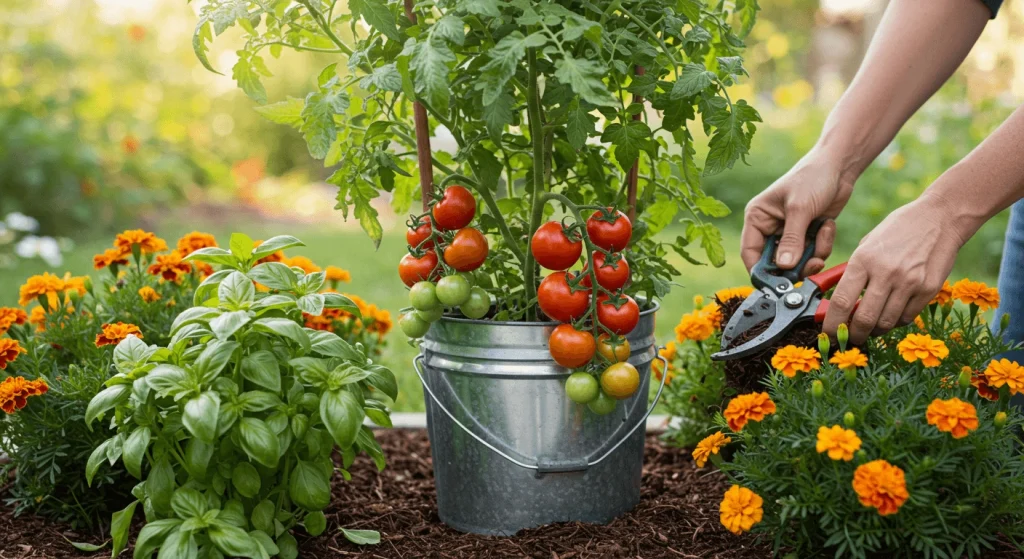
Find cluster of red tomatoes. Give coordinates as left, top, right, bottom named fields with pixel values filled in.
left=531, top=209, right=642, bottom=414
left=398, top=185, right=492, bottom=338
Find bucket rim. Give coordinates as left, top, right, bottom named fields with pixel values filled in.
left=436, top=299, right=660, bottom=326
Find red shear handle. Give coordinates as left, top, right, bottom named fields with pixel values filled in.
left=807, top=262, right=848, bottom=292
left=813, top=298, right=861, bottom=323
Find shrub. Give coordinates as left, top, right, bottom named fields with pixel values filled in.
left=702, top=280, right=1024, bottom=558
left=85, top=233, right=397, bottom=558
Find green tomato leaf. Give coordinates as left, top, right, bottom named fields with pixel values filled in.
left=350, top=0, right=401, bottom=41
left=601, top=120, right=652, bottom=171
left=566, top=98, right=597, bottom=150
left=478, top=31, right=545, bottom=104
left=554, top=55, right=615, bottom=107
left=409, top=35, right=455, bottom=111
left=671, top=63, right=715, bottom=99
left=233, top=51, right=268, bottom=104
left=253, top=97, right=305, bottom=128
left=183, top=391, right=221, bottom=443
left=320, top=389, right=365, bottom=449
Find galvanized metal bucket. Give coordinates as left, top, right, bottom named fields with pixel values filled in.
left=414, top=303, right=666, bottom=535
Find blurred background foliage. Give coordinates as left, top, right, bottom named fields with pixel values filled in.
left=2, top=0, right=1022, bottom=411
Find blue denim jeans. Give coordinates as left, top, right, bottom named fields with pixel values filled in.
left=995, top=199, right=1024, bottom=364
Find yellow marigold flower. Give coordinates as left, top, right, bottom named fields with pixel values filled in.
left=984, top=358, right=1024, bottom=395
left=0, top=376, right=48, bottom=414
left=147, top=252, right=192, bottom=283
left=93, top=247, right=130, bottom=270
left=0, top=339, right=26, bottom=370
left=325, top=265, right=352, bottom=283
left=930, top=280, right=952, bottom=306
left=914, top=316, right=925, bottom=330
left=675, top=311, right=715, bottom=343
left=896, top=333, right=948, bottom=367
left=926, top=397, right=978, bottom=439
left=284, top=255, right=321, bottom=274
left=692, top=294, right=705, bottom=308
left=138, top=286, right=161, bottom=303
left=715, top=286, right=755, bottom=303
left=653, top=342, right=677, bottom=384
left=700, top=302, right=723, bottom=329
left=815, top=425, right=862, bottom=461
left=719, top=485, right=763, bottom=535
left=176, top=231, right=218, bottom=256
left=61, top=273, right=88, bottom=299
left=951, top=279, right=999, bottom=311
left=771, top=345, right=820, bottom=378
left=28, top=306, right=46, bottom=332
left=829, top=348, right=868, bottom=371
left=95, top=323, right=143, bottom=347
left=114, top=229, right=168, bottom=254
left=723, top=392, right=776, bottom=432
left=0, top=308, right=28, bottom=335
left=693, top=432, right=731, bottom=467
left=853, top=460, right=909, bottom=516
left=18, top=272, right=66, bottom=308
left=950, top=331, right=963, bottom=343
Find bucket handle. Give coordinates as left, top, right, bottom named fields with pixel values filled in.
left=413, top=349, right=669, bottom=474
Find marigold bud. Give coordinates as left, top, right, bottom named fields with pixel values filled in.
left=921, top=456, right=935, bottom=469
left=941, top=301, right=953, bottom=321
left=855, top=449, right=868, bottom=462
left=1001, top=312, right=1011, bottom=332
left=811, top=379, right=824, bottom=398
left=995, top=411, right=1008, bottom=428
left=877, top=375, right=888, bottom=391
left=844, top=411, right=855, bottom=427
left=958, top=366, right=973, bottom=388
left=837, top=323, right=849, bottom=351
left=817, top=333, right=830, bottom=358
left=693, top=294, right=704, bottom=309
left=844, top=367, right=857, bottom=382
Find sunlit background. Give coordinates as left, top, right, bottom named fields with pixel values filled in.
left=3, top=0, right=1022, bottom=410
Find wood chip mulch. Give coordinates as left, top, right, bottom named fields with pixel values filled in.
left=0, top=430, right=768, bottom=559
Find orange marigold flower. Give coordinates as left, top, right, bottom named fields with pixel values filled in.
left=950, top=331, right=964, bottom=343
left=0, top=308, right=28, bottom=335
left=723, top=392, right=776, bottom=431
left=254, top=240, right=285, bottom=264
left=816, top=425, right=862, bottom=461
left=28, top=306, right=46, bottom=332
left=304, top=312, right=336, bottom=332
left=114, top=229, right=168, bottom=254
left=896, top=333, right=948, bottom=367
left=700, top=302, right=723, bottom=329
left=0, top=376, right=49, bottom=413
left=147, top=252, right=192, bottom=283
left=325, top=266, right=351, bottom=283
left=284, top=256, right=321, bottom=274
left=365, top=305, right=392, bottom=338
left=914, top=316, right=925, bottom=330
left=720, top=485, right=763, bottom=535
left=771, top=345, right=820, bottom=378
left=176, top=232, right=218, bottom=256
left=93, top=247, right=131, bottom=270
left=138, top=286, right=161, bottom=303
left=969, top=368, right=999, bottom=401
left=930, top=280, right=953, bottom=306
left=675, top=311, right=715, bottom=343
left=852, top=460, right=909, bottom=516
left=829, top=348, right=868, bottom=371
left=61, top=273, right=88, bottom=299
left=95, top=323, right=143, bottom=347
left=0, top=339, right=26, bottom=370
left=951, top=279, right=999, bottom=311
left=926, top=397, right=979, bottom=439
left=984, top=358, right=1024, bottom=395
left=18, top=272, right=66, bottom=308
left=693, top=431, right=731, bottom=467
left=653, top=342, right=677, bottom=384
left=715, top=286, right=755, bottom=303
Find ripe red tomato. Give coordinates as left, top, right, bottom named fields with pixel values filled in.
left=548, top=324, right=596, bottom=368
left=586, top=209, right=632, bottom=251
left=432, top=185, right=477, bottom=230
left=580, top=252, right=630, bottom=290
left=444, top=228, right=489, bottom=272
left=406, top=219, right=433, bottom=249
left=531, top=221, right=582, bottom=271
left=399, top=251, right=439, bottom=287
left=538, top=272, right=589, bottom=323
left=596, top=294, right=640, bottom=335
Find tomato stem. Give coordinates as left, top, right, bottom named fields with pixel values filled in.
left=524, top=46, right=547, bottom=321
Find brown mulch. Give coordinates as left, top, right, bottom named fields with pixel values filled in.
left=0, top=430, right=767, bottom=559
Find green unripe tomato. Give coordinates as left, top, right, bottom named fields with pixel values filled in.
left=399, top=312, right=431, bottom=338
left=409, top=281, right=440, bottom=311
left=436, top=275, right=472, bottom=306
left=458, top=272, right=475, bottom=287
left=565, top=372, right=600, bottom=404
left=417, top=307, right=444, bottom=323
left=587, top=391, right=618, bottom=415
left=460, top=286, right=491, bottom=320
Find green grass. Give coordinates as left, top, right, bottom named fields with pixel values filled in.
left=0, top=215, right=998, bottom=412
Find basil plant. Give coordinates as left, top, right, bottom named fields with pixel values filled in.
left=85, top=234, right=397, bottom=559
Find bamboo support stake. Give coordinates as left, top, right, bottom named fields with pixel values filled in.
left=626, top=66, right=645, bottom=222
left=404, top=0, right=434, bottom=212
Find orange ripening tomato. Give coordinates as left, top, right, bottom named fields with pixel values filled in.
left=444, top=228, right=489, bottom=272
left=406, top=219, right=433, bottom=249
left=580, top=252, right=630, bottom=291
left=538, top=272, right=590, bottom=323
left=548, top=324, right=597, bottom=368
left=596, top=294, right=640, bottom=335
left=531, top=221, right=583, bottom=271
left=600, top=362, right=640, bottom=399
left=586, top=209, right=632, bottom=251
left=597, top=334, right=631, bottom=363
left=399, top=251, right=439, bottom=287
left=432, top=185, right=477, bottom=230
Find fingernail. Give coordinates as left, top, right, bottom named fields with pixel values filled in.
left=778, top=252, right=793, bottom=266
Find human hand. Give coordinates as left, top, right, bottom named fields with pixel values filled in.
left=741, top=148, right=855, bottom=275
left=822, top=194, right=968, bottom=344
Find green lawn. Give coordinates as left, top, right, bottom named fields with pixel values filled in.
left=0, top=213, right=998, bottom=412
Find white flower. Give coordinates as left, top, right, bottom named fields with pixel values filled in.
left=15, top=235, right=63, bottom=267
left=5, top=212, right=40, bottom=233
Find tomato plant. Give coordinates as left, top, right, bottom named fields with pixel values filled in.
left=84, top=233, right=397, bottom=557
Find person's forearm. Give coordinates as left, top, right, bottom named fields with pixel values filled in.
left=924, top=105, right=1024, bottom=244
left=814, top=0, right=990, bottom=183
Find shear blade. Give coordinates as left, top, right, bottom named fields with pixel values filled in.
left=718, top=289, right=777, bottom=349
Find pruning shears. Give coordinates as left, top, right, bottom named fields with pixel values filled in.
left=712, top=220, right=855, bottom=361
